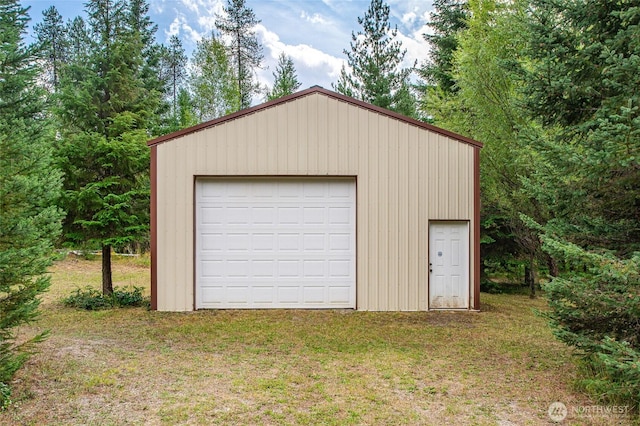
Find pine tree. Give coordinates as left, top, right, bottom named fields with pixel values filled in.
left=522, top=1, right=640, bottom=405
left=419, top=0, right=468, bottom=93
left=66, top=16, right=90, bottom=61
left=177, top=88, right=198, bottom=128
left=161, top=35, right=187, bottom=117
left=54, top=0, right=161, bottom=295
left=34, top=6, right=68, bottom=92
left=216, top=0, right=264, bottom=109
left=333, top=0, right=416, bottom=117
left=189, top=32, right=240, bottom=121
left=0, top=0, right=63, bottom=399
left=524, top=0, right=640, bottom=252
left=266, top=53, right=301, bottom=101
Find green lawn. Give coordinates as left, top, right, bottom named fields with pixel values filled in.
left=1, top=257, right=632, bottom=425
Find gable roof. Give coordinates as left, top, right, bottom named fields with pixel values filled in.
left=147, top=86, right=482, bottom=148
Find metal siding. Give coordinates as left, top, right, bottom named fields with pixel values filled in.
left=307, top=96, right=319, bottom=174
left=356, top=107, right=369, bottom=309
left=154, top=92, right=477, bottom=311
left=388, top=118, right=399, bottom=311
left=317, top=95, right=328, bottom=173
left=297, top=99, right=308, bottom=172
left=408, top=127, right=420, bottom=310
left=398, top=123, right=409, bottom=310
left=286, top=102, right=298, bottom=172
left=419, top=131, right=429, bottom=309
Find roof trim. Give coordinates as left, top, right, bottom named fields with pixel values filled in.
left=147, top=86, right=483, bottom=148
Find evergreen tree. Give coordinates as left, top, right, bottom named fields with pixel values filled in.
left=177, top=88, right=198, bottom=128
left=419, top=0, right=468, bottom=93
left=216, top=0, right=264, bottom=109
left=522, top=1, right=640, bottom=406
left=189, top=32, right=240, bottom=121
left=66, top=16, right=90, bottom=61
left=161, top=35, right=187, bottom=117
left=55, top=0, right=161, bottom=295
left=126, top=0, right=167, bottom=134
left=34, top=6, right=68, bottom=92
left=266, top=52, right=301, bottom=101
left=333, top=0, right=416, bottom=117
left=524, top=0, right=640, bottom=252
left=0, top=0, right=63, bottom=400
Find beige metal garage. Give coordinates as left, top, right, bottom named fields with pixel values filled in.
left=147, top=87, right=482, bottom=311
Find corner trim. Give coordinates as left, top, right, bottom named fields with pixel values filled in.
left=473, top=147, right=481, bottom=310
left=150, top=145, right=158, bottom=310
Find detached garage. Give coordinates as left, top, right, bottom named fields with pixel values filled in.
left=148, top=87, right=482, bottom=312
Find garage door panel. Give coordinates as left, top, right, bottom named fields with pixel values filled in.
left=329, top=207, right=351, bottom=224
left=201, top=260, right=223, bottom=277
left=303, top=207, right=325, bottom=224
left=329, top=234, right=351, bottom=251
left=227, top=286, right=250, bottom=304
left=201, top=286, right=224, bottom=304
left=303, top=260, right=325, bottom=277
left=252, top=207, right=276, bottom=224
left=252, top=260, right=275, bottom=277
left=329, top=260, right=351, bottom=277
left=196, top=179, right=356, bottom=309
left=277, top=260, right=300, bottom=277
left=303, top=233, right=325, bottom=251
left=303, top=286, right=325, bottom=303
left=201, top=233, right=224, bottom=251
left=277, top=207, right=301, bottom=224
left=227, top=207, right=250, bottom=224
left=277, top=233, right=300, bottom=251
left=303, top=183, right=326, bottom=198
left=200, top=207, right=223, bottom=224
left=278, top=286, right=301, bottom=303
left=227, top=233, right=250, bottom=251
left=329, top=286, right=351, bottom=303
left=252, top=233, right=275, bottom=251
left=253, top=286, right=275, bottom=303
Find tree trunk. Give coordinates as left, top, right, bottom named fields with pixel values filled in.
left=102, top=244, right=113, bottom=295
left=547, top=255, right=559, bottom=277
left=525, top=257, right=536, bottom=298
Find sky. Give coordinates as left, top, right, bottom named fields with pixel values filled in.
left=23, top=0, right=435, bottom=96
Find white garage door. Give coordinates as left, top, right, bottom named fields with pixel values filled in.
left=196, top=178, right=356, bottom=309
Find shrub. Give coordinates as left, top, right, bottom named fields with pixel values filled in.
left=0, top=382, right=10, bottom=411
left=540, top=236, right=640, bottom=410
left=62, top=286, right=149, bottom=310
left=111, top=286, right=145, bottom=307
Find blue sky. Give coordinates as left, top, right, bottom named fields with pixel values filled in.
left=23, top=0, right=434, bottom=94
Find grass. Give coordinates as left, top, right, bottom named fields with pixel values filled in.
left=1, top=256, right=635, bottom=425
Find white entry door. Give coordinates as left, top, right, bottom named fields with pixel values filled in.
left=429, top=221, right=469, bottom=309
left=195, top=178, right=356, bottom=309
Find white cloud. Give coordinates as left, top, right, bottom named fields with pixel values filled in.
left=255, top=23, right=345, bottom=91
left=300, top=11, right=330, bottom=26
left=151, top=0, right=165, bottom=14
left=197, top=15, right=217, bottom=32
left=166, top=16, right=181, bottom=37
left=180, top=0, right=200, bottom=14
left=165, top=14, right=203, bottom=44
left=401, top=11, right=417, bottom=26
left=395, top=29, right=429, bottom=70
